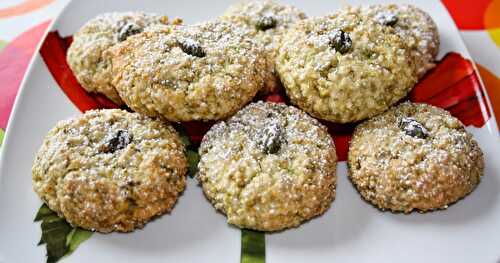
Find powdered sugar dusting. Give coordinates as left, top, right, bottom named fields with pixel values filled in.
left=197, top=102, right=336, bottom=231
left=32, top=109, right=187, bottom=232
left=110, top=20, right=267, bottom=121
left=361, top=4, right=440, bottom=78
left=349, top=102, right=484, bottom=213
left=67, top=11, right=180, bottom=104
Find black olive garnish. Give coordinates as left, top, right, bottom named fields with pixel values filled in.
left=328, top=30, right=352, bottom=54
left=399, top=117, right=428, bottom=139
left=117, top=23, right=143, bottom=42
left=256, top=15, right=277, bottom=31
left=100, top=130, right=133, bottom=153
left=178, top=39, right=206, bottom=57
left=376, top=12, right=398, bottom=27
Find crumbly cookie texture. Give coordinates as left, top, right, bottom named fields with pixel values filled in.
left=67, top=12, right=182, bottom=105
left=361, top=4, right=439, bottom=78
left=222, top=0, right=306, bottom=94
left=32, top=109, right=187, bottom=233
left=348, top=102, right=484, bottom=213
left=198, top=102, right=337, bottom=231
left=110, top=20, right=267, bottom=122
left=276, top=8, right=417, bottom=123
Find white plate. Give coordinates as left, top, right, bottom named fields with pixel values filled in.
left=1, top=0, right=500, bottom=262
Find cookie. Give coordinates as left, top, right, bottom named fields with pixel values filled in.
left=222, top=0, right=307, bottom=94
left=348, top=102, right=484, bottom=213
left=197, top=102, right=336, bottom=231
left=276, top=8, right=417, bottom=123
left=110, top=20, right=267, bottom=122
left=67, top=12, right=181, bottom=105
left=361, top=4, right=439, bottom=78
left=32, top=109, right=187, bottom=233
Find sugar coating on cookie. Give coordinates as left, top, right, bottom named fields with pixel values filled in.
left=198, top=102, right=337, bottom=231
left=110, top=20, right=267, bottom=121
left=222, top=0, right=306, bottom=93
left=276, top=8, right=417, bottom=123
left=67, top=12, right=181, bottom=105
left=348, top=102, right=484, bottom=213
left=361, top=4, right=439, bottom=78
left=32, top=109, right=187, bottom=233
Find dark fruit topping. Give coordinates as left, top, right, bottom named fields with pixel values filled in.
left=258, top=120, right=283, bottom=154
left=256, top=15, right=277, bottom=31
left=117, top=23, right=143, bottom=42
left=179, top=39, right=206, bottom=57
left=399, top=117, right=428, bottom=139
left=100, top=130, right=133, bottom=153
left=328, top=30, right=352, bottom=54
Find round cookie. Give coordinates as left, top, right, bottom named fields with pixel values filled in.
left=361, top=4, right=439, bottom=78
left=197, top=102, right=337, bottom=231
left=276, top=8, right=417, bottom=123
left=32, top=109, right=187, bottom=233
left=67, top=12, right=181, bottom=105
left=348, top=102, right=484, bottom=213
left=222, top=0, right=306, bottom=94
left=110, top=20, right=267, bottom=122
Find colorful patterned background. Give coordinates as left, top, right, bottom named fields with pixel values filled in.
left=0, top=0, right=499, bottom=147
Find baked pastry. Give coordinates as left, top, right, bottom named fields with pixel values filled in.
left=276, top=8, right=417, bottom=123
left=198, top=102, right=337, bottom=231
left=67, top=12, right=181, bottom=105
left=348, top=102, right=484, bottom=213
left=222, top=0, right=306, bottom=93
left=110, top=20, right=267, bottom=121
left=32, top=109, right=187, bottom=232
left=361, top=4, right=439, bottom=78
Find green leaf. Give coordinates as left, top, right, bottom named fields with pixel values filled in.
left=187, top=149, right=200, bottom=178
left=241, top=229, right=266, bottom=263
left=0, top=128, right=4, bottom=146
left=34, top=204, right=53, bottom=222
left=34, top=204, right=93, bottom=263
left=173, top=123, right=200, bottom=178
left=42, top=218, right=72, bottom=263
left=173, top=124, right=191, bottom=148
left=67, top=228, right=93, bottom=254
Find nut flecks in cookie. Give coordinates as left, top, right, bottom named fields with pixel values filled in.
left=67, top=12, right=182, bottom=105
left=32, top=109, right=187, bottom=233
left=277, top=7, right=417, bottom=123
left=110, top=21, right=266, bottom=122
left=222, top=0, right=307, bottom=94
left=362, top=4, right=440, bottom=78
left=348, top=102, right=484, bottom=213
left=198, top=102, right=337, bottom=231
